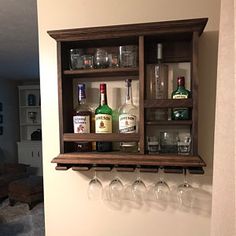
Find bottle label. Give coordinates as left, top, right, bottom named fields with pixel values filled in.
left=73, top=115, right=90, bottom=133
left=172, top=94, right=188, bottom=99
left=95, top=114, right=112, bottom=133
left=119, top=114, right=136, bottom=133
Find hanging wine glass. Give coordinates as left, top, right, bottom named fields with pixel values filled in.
left=153, top=167, right=170, bottom=202
left=177, top=168, right=194, bottom=208
left=131, top=167, right=147, bottom=202
left=87, top=169, right=103, bottom=200
left=109, top=168, right=124, bottom=202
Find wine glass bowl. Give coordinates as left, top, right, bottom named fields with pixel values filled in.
left=177, top=169, right=194, bottom=208
left=154, top=180, right=170, bottom=202
left=87, top=171, right=103, bottom=201
left=131, top=169, right=147, bottom=202
left=109, top=177, right=124, bottom=201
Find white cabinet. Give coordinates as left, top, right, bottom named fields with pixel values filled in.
left=17, top=85, right=43, bottom=176
left=17, top=141, right=43, bottom=176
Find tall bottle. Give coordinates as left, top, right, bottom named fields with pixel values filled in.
left=73, top=83, right=92, bottom=151
left=171, top=76, right=191, bottom=120
left=149, top=43, right=169, bottom=120
left=118, top=79, right=138, bottom=152
left=95, top=83, right=113, bottom=152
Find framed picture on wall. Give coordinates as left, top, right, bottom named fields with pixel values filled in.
left=0, top=115, right=2, bottom=124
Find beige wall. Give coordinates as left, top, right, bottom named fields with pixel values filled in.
left=37, top=1, right=220, bottom=235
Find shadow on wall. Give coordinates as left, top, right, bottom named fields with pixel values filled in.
left=198, top=31, right=219, bottom=173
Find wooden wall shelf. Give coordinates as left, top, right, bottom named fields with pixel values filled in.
left=48, top=18, right=208, bottom=173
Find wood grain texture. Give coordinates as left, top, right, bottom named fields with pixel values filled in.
left=144, top=98, right=193, bottom=108
left=48, top=18, right=208, bottom=41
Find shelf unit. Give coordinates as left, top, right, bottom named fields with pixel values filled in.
left=17, top=85, right=42, bottom=176
left=48, top=18, right=208, bottom=173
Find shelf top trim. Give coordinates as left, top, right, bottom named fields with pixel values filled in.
left=48, top=18, right=208, bottom=42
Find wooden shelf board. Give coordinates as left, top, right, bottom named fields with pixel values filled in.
left=52, top=152, right=206, bottom=167
left=63, top=67, right=139, bottom=77
left=144, top=99, right=193, bottom=108
left=63, top=133, right=140, bottom=142
left=145, top=120, right=192, bottom=126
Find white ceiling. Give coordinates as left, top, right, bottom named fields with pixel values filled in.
left=0, top=0, right=39, bottom=80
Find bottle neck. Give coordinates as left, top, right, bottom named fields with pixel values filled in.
left=78, top=86, right=86, bottom=105
left=176, top=77, right=185, bottom=89
left=125, top=81, right=133, bottom=105
left=100, top=86, right=107, bottom=106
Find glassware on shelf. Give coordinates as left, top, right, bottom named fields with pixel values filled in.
left=28, top=111, right=37, bottom=123
left=119, top=45, right=137, bottom=68
left=82, top=55, right=94, bottom=69
left=70, top=49, right=84, bottom=70
left=108, top=53, right=119, bottom=68
left=147, top=136, right=159, bottom=154
left=153, top=168, right=170, bottom=202
left=94, top=48, right=109, bottom=69
left=118, top=79, right=138, bottom=152
left=159, top=131, right=178, bottom=153
left=177, top=133, right=191, bottom=155
left=87, top=170, right=103, bottom=200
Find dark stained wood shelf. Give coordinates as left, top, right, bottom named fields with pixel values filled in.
left=52, top=152, right=206, bottom=168
left=63, top=133, right=140, bottom=142
left=145, top=120, right=192, bottom=126
left=144, top=99, right=193, bottom=108
left=63, top=67, right=139, bottom=78
left=49, top=18, right=208, bottom=173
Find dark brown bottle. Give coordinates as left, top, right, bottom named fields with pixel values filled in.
left=73, top=83, right=92, bottom=151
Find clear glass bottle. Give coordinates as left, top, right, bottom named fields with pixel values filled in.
left=149, top=43, right=169, bottom=120
left=171, top=76, right=191, bottom=120
left=73, top=83, right=92, bottom=151
left=118, top=79, right=138, bottom=152
left=95, top=83, right=113, bottom=152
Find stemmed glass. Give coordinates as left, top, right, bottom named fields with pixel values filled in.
left=153, top=167, right=170, bottom=202
left=87, top=169, right=103, bottom=200
left=131, top=168, right=147, bottom=202
left=109, top=168, right=124, bottom=202
left=177, top=169, right=194, bottom=208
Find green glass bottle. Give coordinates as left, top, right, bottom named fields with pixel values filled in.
left=95, top=83, right=113, bottom=152
left=171, top=76, right=191, bottom=120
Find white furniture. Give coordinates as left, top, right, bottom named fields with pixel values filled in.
left=17, top=85, right=42, bottom=176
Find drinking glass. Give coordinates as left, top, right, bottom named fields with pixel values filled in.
left=153, top=167, right=170, bottom=202
left=177, top=169, right=194, bottom=207
left=87, top=170, right=103, bottom=200
left=109, top=169, right=124, bottom=201
left=28, top=111, right=37, bottom=123
left=177, top=133, right=191, bottom=155
left=131, top=168, right=147, bottom=202
left=147, top=136, right=159, bottom=154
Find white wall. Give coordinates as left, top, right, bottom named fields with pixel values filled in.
left=37, top=1, right=220, bottom=235
left=0, top=80, right=19, bottom=163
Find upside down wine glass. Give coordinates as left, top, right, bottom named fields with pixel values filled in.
left=177, top=168, right=194, bottom=208
left=131, top=168, right=147, bottom=202
left=87, top=169, right=103, bottom=200
left=109, top=169, right=124, bottom=201
left=153, top=167, right=170, bottom=202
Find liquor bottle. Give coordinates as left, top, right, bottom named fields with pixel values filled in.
left=118, top=79, right=138, bottom=152
left=149, top=43, right=168, bottom=120
left=171, top=76, right=191, bottom=120
left=73, top=83, right=92, bottom=151
left=95, top=83, right=112, bottom=152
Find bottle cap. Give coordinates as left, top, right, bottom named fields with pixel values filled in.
left=78, top=83, right=86, bottom=99
left=100, top=83, right=106, bottom=93
left=177, top=76, right=185, bottom=86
